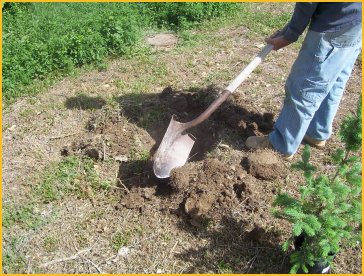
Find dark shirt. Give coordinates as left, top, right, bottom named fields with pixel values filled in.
left=283, top=2, right=362, bottom=42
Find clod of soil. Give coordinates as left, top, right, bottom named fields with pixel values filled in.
left=246, top=150, right=287, bottom=180
left=170, top=158, right=252, bottom=226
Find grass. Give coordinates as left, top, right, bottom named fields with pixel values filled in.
left=217, top=260, right=233, bottom=274
left=34, top=156, right=109, bottom=203
left=2, top=203, right=42, bottom=230
left=3, top=2, right=293, bottom=106
left=42, top=236, right=60, bottom=253
left=111, top=232, right=130, bottom=251
left=3, top=2, right=238, bottom=105
left=3, top=237, right=27, bottom=273
left=2, top=155, right=115, bottom=273
left=2, top=156, right=108, bottom=231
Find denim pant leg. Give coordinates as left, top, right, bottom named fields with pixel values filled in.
left=306, top=46, right=361, bottom=140
left=269, top=24, right=362, bottom=155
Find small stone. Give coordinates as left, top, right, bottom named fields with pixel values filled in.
left=8, top=125, right=16, bottom=131
left=218, top=143, right=230, bottom=149
left=115, top=155, right=128, bottom=162
left=238, top=172, right=246, bottom=180
left=117, top=246, right=130, bottom=257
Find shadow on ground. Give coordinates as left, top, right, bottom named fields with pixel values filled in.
left=115, top=85, right=275, bottom=162
left=175, top=216, right=291, bottom=274
left=65, top=94, right=106, bottom=110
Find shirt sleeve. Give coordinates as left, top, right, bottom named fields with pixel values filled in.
left=282, top=2, right=319, bottom=42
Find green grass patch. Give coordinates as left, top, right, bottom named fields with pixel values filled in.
left=3, top=237, right=27, bottom=273
left=2, top=203, right=42, bottom=230
left=3, top=2, right=237, bottom=104
left=217, top=260, right=233, bottom=274
left=34, top=156, right=108, bottom=203
left=111, top=231, right=130, bottom=250
left=3, top=2, right=293, bottom=105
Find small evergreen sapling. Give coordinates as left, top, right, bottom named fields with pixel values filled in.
left=272, top=99, right=362, bottom=274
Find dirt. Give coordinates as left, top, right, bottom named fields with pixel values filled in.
left=245, top=150, right=287, bottom=180
left=60, top=85, right=287, bottom=234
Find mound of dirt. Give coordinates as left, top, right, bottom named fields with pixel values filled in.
left=169, top=158, right=253, bottom=226
left=63, top=85, right=283, bottom=228
left=246, top=150, right=287, bottom=180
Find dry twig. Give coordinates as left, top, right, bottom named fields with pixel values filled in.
left=40, top=247, right=92, bottom=267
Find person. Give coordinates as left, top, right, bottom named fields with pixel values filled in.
left=245, top=2, right=362, bottom=160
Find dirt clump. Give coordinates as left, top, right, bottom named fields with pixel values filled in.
left=246, top=150, right=287, bottom=180
left=169, top=158, right=252, bottom=226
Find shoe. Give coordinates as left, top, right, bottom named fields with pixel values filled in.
left=303, top=135, right=326, bottom=149
left=245, top=135, right=294, bottom=160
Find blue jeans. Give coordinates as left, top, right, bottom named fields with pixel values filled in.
left=269, top=23, right=362, bottom=155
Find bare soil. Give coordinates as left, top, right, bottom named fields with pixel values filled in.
left=2, top=24, right=362, bottom=274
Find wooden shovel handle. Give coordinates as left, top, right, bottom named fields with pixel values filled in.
left=184, top=44, right=273, bottom=130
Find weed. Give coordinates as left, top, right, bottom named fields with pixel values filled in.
left=19, top=108, right=35, bottom=118
left=76, top=234, right=89, bottom=249
left=115, top=79, right=127, bottom=90
left=111, top=232, right=130, bottom=250
left=217, top=260, right=233, bottom=274
left=162, top=233, right=172, bottom=242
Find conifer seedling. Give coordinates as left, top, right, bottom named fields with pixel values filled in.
left=272, top=99, right=362, bottom=274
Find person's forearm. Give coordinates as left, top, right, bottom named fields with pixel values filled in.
left=282, top=2, right=318, bottom=42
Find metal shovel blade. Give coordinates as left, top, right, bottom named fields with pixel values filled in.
left=153, top=116, right=195, bottom=178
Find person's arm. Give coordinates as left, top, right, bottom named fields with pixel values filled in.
left=266, top=2, right=319, bottom=50
left=283, top=2, right=318, bottom=42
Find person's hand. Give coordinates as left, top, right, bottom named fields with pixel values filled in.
left=265, top=30, right=292, bottom=50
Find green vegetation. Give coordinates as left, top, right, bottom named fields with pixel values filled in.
left=217, top=260, right=233, bottom=274
left=3, top=2, right=292, bottom=105
left=2, top=203, right=42, bottom=230
left=272, top=99, right=362, bottom=273
left=2, top=155, right=113, bottom=272
left=3, top=237, right=27, bottom=273
left=147, top=2, right=237, bottom=29
left=35, top=156, right=109, bottom=203
left=42, top=236, right=60, bottom=253
left=111, top=231, right=130, bottom=250
left=3, top=2, right=238, bottom=104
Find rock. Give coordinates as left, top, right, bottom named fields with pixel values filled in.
left=115, top=155, right=128, bottom=162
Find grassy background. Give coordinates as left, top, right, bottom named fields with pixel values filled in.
left=2, top=2, right=239, bottom=104
left=2, top=2, right=291, bottom=105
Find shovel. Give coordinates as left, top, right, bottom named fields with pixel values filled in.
left=153, top=44, right=274, bottom=178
